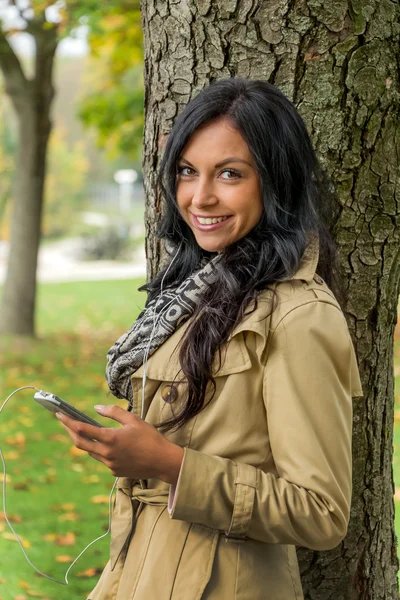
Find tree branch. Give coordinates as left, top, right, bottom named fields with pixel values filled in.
left=0, top=28, right=28, bottom=102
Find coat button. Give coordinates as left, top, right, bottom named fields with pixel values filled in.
left=313, top=274, right=324, bottom=284
left=161, top=385, right=178, bottom=403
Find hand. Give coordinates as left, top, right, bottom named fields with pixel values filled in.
left=55, top=405, right=184, bottom=485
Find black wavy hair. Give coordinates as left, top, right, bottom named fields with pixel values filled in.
left=141, top=77, right=344, bottom=433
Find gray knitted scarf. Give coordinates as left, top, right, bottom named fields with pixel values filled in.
left=105, top=255, right=220, bottom=403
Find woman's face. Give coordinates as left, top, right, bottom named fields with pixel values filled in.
left=176, top=117, right=263, bottom=253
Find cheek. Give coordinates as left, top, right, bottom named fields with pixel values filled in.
left=176, top=185, right=190, bottom=213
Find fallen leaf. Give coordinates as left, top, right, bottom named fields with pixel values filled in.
left=3, top=451, right=20, bottom=460
left=52, top=503, right=75, bottom=512
left=2, top=532, right=30, bottom=547
left=91, top=495, right=110, bottom=505
left=49, top=433, right=69, bottom=443
left=5, top=432, right=25, bottom=448
left=19, top=582, right=29, bottom=589
left=0, top=511, right=22, bottom=523
left=72, top=463, right=84, bottom=472
left=394, top=487, right=400, bottom=501
left=82, top=475, right=100, bottom=483
left=56, top=532, right=76, bottom=546
left=55, top=555, right=73, bottom=563
left=77, top=567, right=103, bottom=578
left=69, top=446, right=86, bottom=457
left=58, top=512, right=80, bottom=522
left=17, top=417, right=34, bottom=427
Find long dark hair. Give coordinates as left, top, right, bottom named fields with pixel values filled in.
left=141, top=78, right=344, bottom=432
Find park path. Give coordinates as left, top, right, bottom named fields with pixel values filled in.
left=0, top=238, right=146, bottom=284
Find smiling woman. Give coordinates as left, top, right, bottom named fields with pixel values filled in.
left=66, top=78, right=364, bottom=600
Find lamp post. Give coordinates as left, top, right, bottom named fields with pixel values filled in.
left=114, top=169, right=137, bottom=214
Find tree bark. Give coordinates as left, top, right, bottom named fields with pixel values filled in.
left=0, top=23, right=57, bottom=335
left=141, top=0, right=400, bottom=597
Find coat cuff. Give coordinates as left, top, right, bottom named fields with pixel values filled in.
left=168, top=447, right=257, bottom=540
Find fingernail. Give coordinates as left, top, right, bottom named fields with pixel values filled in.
left=55, top=412, right=62, bottom=418
left=94, top=405, right=105, bottom=413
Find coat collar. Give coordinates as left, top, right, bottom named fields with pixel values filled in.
left=287, top=233, right=319, bottom=283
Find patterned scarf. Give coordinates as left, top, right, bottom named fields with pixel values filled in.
left=105, top=255, right=221, bottom=403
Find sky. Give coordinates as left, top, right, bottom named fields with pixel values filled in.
left=10, top=28, right=89, bottom=58
left=0, top=1, right=89, bottom=57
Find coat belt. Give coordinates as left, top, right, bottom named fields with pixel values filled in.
left=110, top=480, right=169, bottom=571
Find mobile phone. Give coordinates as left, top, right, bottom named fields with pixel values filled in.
left=33, top=390, right=104, bottom=428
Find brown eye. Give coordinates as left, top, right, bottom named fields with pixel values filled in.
left=177, top=166, right=195, bottom=177
left=220, top=169, right=240, bottom=180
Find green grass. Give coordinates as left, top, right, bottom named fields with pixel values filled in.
left=0, top=278, right=145, bottom=600
left=36, top=278, right=147, bottom=335
left=0, top=279, right=398, bottom=599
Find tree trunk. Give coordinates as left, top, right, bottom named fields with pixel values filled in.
left=0, top=24, right=57, bottom=336
left=141, top=0, right=400, bottom=597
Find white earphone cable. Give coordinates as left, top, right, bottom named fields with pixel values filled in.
left=0, top=391, right=117, bottom=585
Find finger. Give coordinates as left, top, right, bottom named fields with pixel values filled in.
left=55, top=412, right=108, bottom=442
left=94, top=404, right=136, bottom=426
left=57, top=418, right=103, bottom=455
left=87, top=450, right=108, bottom=465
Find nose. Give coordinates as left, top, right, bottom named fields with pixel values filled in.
left=191, top=177, right=218, bottom=209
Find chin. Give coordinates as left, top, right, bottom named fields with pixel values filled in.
left=197, top=243, right=225, bottom=253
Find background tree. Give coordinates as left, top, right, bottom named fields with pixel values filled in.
left=141, top=1, right=400, bottom=598
left=0, top=0, right=141, bottom=337
left=0, top=95, right=16, bottom=236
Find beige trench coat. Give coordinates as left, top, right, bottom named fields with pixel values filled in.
left=88, top=237, right=363, bottom=600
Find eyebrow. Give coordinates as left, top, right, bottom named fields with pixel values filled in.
left=179, top=157, right=253, bottom=169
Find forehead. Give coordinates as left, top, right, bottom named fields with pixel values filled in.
left=181, top=117, right=251, bottom=160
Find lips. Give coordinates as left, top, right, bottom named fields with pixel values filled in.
left=192, top=214, right=233, bottom=232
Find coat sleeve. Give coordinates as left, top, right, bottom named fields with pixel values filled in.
left=168, top=300, right=361, bottom=551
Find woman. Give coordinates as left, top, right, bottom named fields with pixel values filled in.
left=57, top=78, right=363, bottom=599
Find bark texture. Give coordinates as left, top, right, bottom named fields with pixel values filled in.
left=0, top=21, right=57, bottom=336
left=141, top=0, right=400, bottom=598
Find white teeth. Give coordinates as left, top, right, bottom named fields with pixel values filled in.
left=197, top=216, right=228, bottom=225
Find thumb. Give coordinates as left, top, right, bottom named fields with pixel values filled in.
left=94, top=404, right=134, bottom=425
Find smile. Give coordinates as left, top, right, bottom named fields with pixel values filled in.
left=197, top=216, right=229, bottom=224
left=192, top=214, right=233, bottom=232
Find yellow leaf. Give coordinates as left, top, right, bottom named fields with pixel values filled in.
left=77, top=566, right=103, bottom=577
left=82, top=475, right=100, bottom=483
left=19, top=582, right=29, bottom=589
left=56, top=532, right=76, bottom=546
left=58, top=512, right=80, bottom=522
left=91, top=495, right=110, bottom=504
left=60, top=503, right=75, bottom=511
left=69, top=446, right=86, bottom=457
left=394, top=488, right=400, bottom=501
left=55, top=555, right=73, bottom=563
left=0, top=511, right=22, bottom=523
left=2, top=532, right=30, bottom=547
left=3, top=451, right=19, bottom=460
left=5, top=432, right=25, bottom=448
